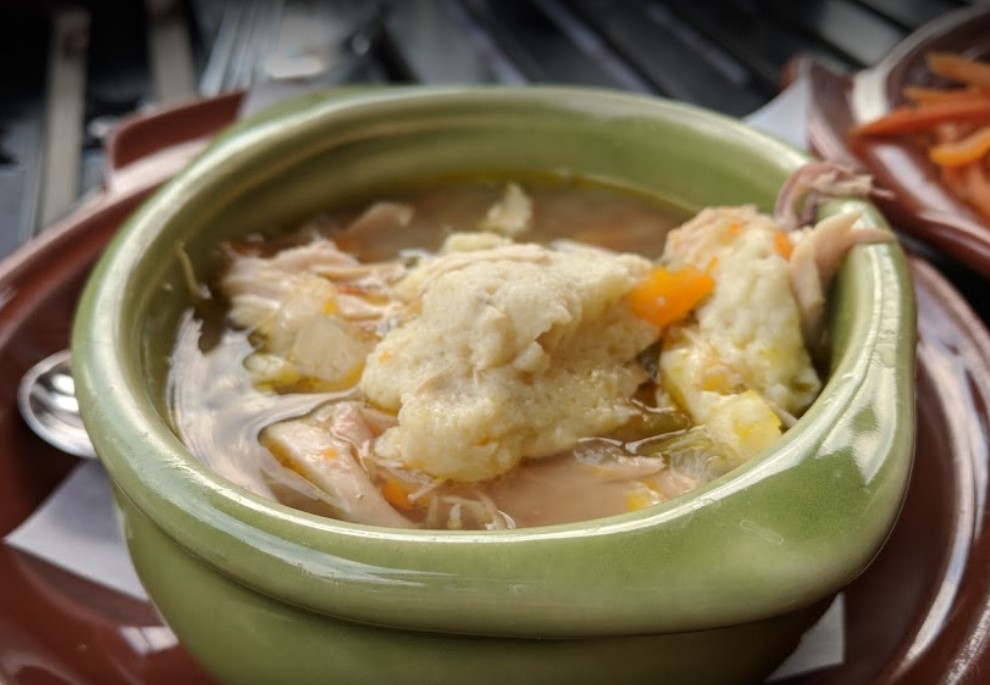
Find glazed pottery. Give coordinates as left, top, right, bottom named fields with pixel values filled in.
left=71, top=87, right=916, bottom=685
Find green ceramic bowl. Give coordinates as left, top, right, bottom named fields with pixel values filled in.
left=72, top=87, right=915, bottom=685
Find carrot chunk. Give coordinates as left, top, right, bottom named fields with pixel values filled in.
left=629, top=266, right=715, bottom=327
left=774, top=232, right=794, bottom=260
left=381, top=478, right=415, bottom=510
left=927, top=52, right=990, bottom=90
left=851, top=97, right=990, bottom=136
left=929, top=124, right=990, bottom=166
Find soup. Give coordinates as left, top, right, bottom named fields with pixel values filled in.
left=167, top=174, right=877, bottom=529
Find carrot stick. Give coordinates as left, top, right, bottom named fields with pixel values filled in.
left=929, top=124, right=990, bottom=166
left=927, top=52, right=990, bottom=90
left=904, top=86, right=989, bottom=105
left=851, top=96, right=990, bottom=136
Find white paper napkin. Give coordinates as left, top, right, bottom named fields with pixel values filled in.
left=4, top=75, right=844, bottom=679
left=5, top=459, right=148, bottom=601
left=743, top=75, right=810, bottom=152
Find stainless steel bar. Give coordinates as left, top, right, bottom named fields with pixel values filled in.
left=38, top=6, right=89, bottom=230
left=145, top=0, right=198, bottom=104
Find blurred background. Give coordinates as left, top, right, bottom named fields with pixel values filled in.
left=0, top=0, right=985, bottom=262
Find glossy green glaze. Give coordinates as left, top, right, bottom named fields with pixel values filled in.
left=118, top=487, right=828, bottom=685
left=72, top=87, right=915, bottom=683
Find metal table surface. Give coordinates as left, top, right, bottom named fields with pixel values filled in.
left=1, top=0, right=989, bottom=315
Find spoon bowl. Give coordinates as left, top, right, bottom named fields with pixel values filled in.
left=18, top=349, right=95, bottom=459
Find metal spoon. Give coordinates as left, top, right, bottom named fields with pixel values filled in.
left=18, top=349, right=96, bottom=458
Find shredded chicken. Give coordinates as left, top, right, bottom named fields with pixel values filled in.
left=334, top=202, right=414, bottom=257
left=773, top=162, right=895, bottom=346
left=788, top=212, right=891, bottom=346
left=221, top=240, right=406, bottom=389
left=478, top=183, right=533, bottom=237
left=774, top=161, right=878, bottom=230
left=261, top=402, right=414, bottom=528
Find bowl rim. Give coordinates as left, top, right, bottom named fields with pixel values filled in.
left=72, top=85, right=916, bottom=638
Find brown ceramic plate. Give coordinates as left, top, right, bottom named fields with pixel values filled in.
left=0, top=186, right=217, bottom=685
left=0, top=94, right=243, bottom=685
left=3, top=91, right=990, bottom=684
left=803, top=7, right=990, bottom=277
left=2, top=195, right=989, bottom=685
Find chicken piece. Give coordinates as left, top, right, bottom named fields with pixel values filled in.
left=771, top=162, right=894, bottom=346
left=788, top=212, right=891, bottom=347
left=334, top=202, right=414, bottom=260
left=478, top=183, right=533, bottom=237
left=221, top=239, right=407, bottom=389
left=773, top=162, right=877, bottom=230
left=261, top=402, right=414, bottom=528
left=223, top=240, right=406, bottom=328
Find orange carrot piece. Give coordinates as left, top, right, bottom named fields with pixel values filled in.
left=773, top=232, right=794, bottom=260
left=904, top=85, right=989, bottom=105
left=381, top=478, right=414, bottom=510
left=927, top=52, right=990, bottom=90
left=629, top=265, right=714, bottom=328
left=851, top=97, right=990, bottom=136
left=929, top=124, right=990, bottom=166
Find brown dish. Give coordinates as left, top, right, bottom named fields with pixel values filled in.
left=2, top=93, right=990, bottom=684
left=803, top=7, right=990, bottom=277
